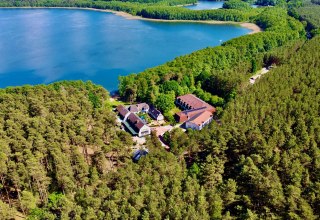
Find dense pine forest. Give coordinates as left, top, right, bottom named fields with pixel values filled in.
left=0, top=81, right=135, bottom=219
left=294, top=4, right=320, bottom=36
left=118, top=6, right=305, bottom=117
left=0, top=0, right=320, bottom=219
left=1, top=36, right=319, bottom=220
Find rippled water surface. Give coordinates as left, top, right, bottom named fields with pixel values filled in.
left=185, top=1, right=224, bottom=10
left=0, top=8, right=250, bottom=91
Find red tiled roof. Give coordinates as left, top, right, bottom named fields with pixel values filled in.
left=175, top=107, right=207, bottom=123
left=116, top=105, right=129, bottom=118
left=127, top=113, right=146, bottom=131
left=188, top=111, right=213, bottom=126
left=176, top=94, right=215, bottom=112
left=175, top=94, right=216, bottom=123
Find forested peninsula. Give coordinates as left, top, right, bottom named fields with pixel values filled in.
left=0, top=0, right=320, bottom=219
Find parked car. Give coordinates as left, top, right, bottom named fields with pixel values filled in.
left=132, top=149, right=149, bottom=162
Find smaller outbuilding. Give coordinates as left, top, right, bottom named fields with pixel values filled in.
left=132, top=149, right=149, bottom=162
left=148, top=105, right=164, bottom=121
left=128, top=103, right=149, bottom=113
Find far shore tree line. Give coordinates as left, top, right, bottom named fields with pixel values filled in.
left=118, top=7, right=305, bottom=119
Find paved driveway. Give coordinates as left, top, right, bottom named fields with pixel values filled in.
left=151, top=125, right=173, bottom=137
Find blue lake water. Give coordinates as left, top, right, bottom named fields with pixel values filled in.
left=185, top=1, right=260, bottom=10
left=0, top=8, right=250, bottom=91
left=184, top=1, right=224, bottom=10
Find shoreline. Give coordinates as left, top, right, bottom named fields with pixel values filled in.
left=0, top=6, right=262, bottom=34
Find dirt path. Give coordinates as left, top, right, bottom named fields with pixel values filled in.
left=249, top=67, right=270, bottom=84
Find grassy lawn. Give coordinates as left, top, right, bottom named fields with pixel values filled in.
left=108, top=97, right=130, bottom=108
left=169, top=107, right=181, bottom=115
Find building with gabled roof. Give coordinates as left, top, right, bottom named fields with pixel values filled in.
left=124, top=113, right=151, bottom=137
left=175, top=94, right=216, bottom=130
left=148, top=105, right=164, bottom=121
left=116, top=105, right=151, bottom=137
left=116, top=105, right=130, bottom=121
left=185, top=111, right=213, bottom=130
left=175, top=106, right=207, bottom=123
left=175, top=94, right=215, bottom=113
left=128, top=103, right=149, bottom=113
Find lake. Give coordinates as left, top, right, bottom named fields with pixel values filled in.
left=184, top=1, right=260, bottom=10
left=185, top=1, right=225, bottom=10
left=0, top=8, right=251, bottom=92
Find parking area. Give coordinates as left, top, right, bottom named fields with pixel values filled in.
left=132, top=136, right=146, bottom=149
left=150, top=125, right=173, bottom=148
left=151, top=125, right=173, bottom=137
